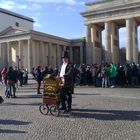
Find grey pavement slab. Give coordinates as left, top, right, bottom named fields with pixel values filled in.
left=0, top=81, right=140, bottom=140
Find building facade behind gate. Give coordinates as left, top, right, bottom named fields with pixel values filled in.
left=0, top=8, right=86, bottom=72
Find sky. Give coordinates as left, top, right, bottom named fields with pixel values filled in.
left=0, top=0, right=139, bottom=49
left=0, top=0, right=92, bottom=39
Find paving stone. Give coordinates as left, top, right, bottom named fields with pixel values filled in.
left=0, top=81, right=140, bottom=140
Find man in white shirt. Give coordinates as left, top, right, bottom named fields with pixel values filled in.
left=59, top=51, right=74, bottom=113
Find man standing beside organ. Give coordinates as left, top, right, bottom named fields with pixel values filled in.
left=59, top=51, right=74, bottom=113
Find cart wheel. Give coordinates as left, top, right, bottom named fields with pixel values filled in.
left=39, top=104, right=49, bottom=115
left=50, top=105, right=59, bottom=117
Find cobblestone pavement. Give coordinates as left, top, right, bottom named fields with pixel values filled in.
left=0, top=80, right=140, bottom=140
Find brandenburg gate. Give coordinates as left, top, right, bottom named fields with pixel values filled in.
left=81, top=0, right=140, bottom=64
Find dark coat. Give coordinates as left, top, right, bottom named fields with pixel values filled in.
left=61, top=63, right=74, bottom=94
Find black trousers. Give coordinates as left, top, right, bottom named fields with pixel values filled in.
left=60, top=87, right=72, bottom=110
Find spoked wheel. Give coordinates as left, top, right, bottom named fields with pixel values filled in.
left=39, top=104, right=49, bottom=115
left=50, top=105, right=59, bottom=117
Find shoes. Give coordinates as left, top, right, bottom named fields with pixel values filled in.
left=67, top=109, right=71, bottom=112
left=59, top=107, right=66, bottom=110
left=63, top=109, right=71, bottom=113
left=111, top=85, right=115, bottom=88
left=63, top=110, right=69, bottom=113
left=37, top=92, right=42, bottom=94
left=12, top=96, right=17, bottom=98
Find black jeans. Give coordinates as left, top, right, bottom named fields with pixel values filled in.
left=60, top=87, right=72, bottom=110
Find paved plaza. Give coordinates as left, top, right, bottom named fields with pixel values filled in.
left=0, top=79, right=140, bottom=140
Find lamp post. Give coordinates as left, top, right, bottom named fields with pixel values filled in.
left=16, top=55, right=21, bottom=70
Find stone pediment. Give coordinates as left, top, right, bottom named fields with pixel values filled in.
left=0, top=26, right=29, bottom=36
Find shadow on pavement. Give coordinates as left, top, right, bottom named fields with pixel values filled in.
left=74, top=93, right=101, bottom=96
left=17, top=95, right=42, bottom=99
left=71, top=109, right=140, bottom=121
left=0, top=129, right=27, bottom=134
left=0, top=119, right=31, bottom=125
left=3, top=102, right=41, bottom=106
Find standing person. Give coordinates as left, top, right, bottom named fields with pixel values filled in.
left=35, top=66, right=42, bottom=94
left=6, top=67, right=17, bottom=98
left=14, top=66, right=19, bottom=89
left=1, top=67, right=9, bottom=97
left=110, top=63, right=117, bottom=88
left=101, top=64, right=110, bottom=88
left=59, top=51, right=74, bottom=113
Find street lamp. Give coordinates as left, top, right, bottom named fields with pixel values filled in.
left=16, top=55, right=21, bottom=70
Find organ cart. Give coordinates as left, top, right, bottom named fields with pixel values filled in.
left=39, top=74, right=62, bottom=116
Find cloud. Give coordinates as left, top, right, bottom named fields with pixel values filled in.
left=0, top=0, right=42, bottom=11
left=31, top=3, right=42, bottom=10
left=0, top=0, right=28, bottom=10
left=28, top=0, right=84, bottom=5
left=33, top=17, right=43, bottom=28
left=66, top=6, right=76, bottom=12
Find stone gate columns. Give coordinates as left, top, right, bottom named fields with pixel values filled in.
left=85, top=25, right=92, bottom=64
left=105, top=22, right=111, bottom=63
left=111, top=22, right=119, bottom=64
left=132, top=19, right=138, bottom=64
left=90, top=24, right=102, bottom=64
left=126, top=18, right=132, bottom=63
left=126, top=18, right=138, bottom=64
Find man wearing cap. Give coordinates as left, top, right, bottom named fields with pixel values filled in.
left=59, top=51, right=74, bottom=112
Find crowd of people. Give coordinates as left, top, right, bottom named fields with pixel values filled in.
left=0, top=66, right=28, bottom=98
left=1, top=61, right=140, bottom=111
left=0, top=62, right=140, bottom=98
left=73, top=62, right=140, bottom=88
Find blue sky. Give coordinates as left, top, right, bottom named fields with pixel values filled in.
left=0, top=0, right=92, bottom=39
left=0, top=0, right=139, bottom=49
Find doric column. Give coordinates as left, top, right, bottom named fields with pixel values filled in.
left=132, top=19, right=138, bottom=64
left=42, top=42, right=45, bottom=66
left=7, top=42, right=12, bottom=67
left=52, top=44, right=57, bottom=68
left=86, top=24, right=92, bottom=64
left=56, top=44, right=61, bottom=67
left=80, top=46, right=83, bottom=64
left=126, top=18, right=132, bottom=63
left=111, top=22, right=119, bottom=64
left=86, top=24, right=91, bottom=43
left=69, top=46, right=73, bottom=63
left=39, top=41, right=44, bottom=66
left=63, top=46, right=66, bottom=51
left=91, top=24, right=102, bottom=64
left=18, top=41, right=22, bottom=69
left=48, top=42, right=51, bottom=66
left=105, top=22, right=111, bottom=63
left=28, top=39, right=33, bottom=73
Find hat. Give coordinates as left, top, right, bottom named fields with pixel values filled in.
left=61, top=51, right=69, bottom=58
